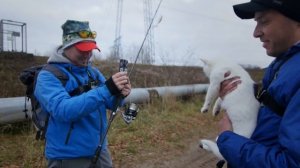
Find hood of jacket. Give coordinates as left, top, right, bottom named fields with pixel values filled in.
left=47, top=46, right=72, bottom=64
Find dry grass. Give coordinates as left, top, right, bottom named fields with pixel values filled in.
left=0, top=52, right=208, bottom=98
left=0, top=122, right=47, bottom=167
left=0, top=52, right=264, bottom=167
left=110, top=95, right=220, bottom=167
left=0, top=94, right=221, bottom=168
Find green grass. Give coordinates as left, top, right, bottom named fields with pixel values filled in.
left=0, top=94, right=220, bottom=168
left=109, top=95, right=220, bottom=167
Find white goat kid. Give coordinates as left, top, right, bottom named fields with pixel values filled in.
left=199, top=58, right=260, bottom=160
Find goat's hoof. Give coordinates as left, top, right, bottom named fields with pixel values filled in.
left=200, top=108, right=208, bottom=113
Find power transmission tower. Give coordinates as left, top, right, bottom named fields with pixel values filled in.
left=142, top=0, right=155, bottom=64
left=113, top=0, right=123, bottom=61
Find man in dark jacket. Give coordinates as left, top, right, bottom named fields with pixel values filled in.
left=217, top=0, right=300, bottom=167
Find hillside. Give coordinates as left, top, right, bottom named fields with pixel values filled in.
left=0, top=51, right=263, bottom=98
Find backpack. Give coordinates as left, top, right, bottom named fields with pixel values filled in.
left=19, top=64, right=69, bottom=140
left=20, top=64, right=100, bottom=141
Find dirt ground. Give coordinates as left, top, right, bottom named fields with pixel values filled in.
left=112, top=114, right=224, bottom=168
left=138, top=143, right=219, bottom=168
left=124, top=136, right=221, bottom=168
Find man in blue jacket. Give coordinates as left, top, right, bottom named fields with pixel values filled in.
left=217, top=0, right=300, bottom=167
left=34, top=20, right=131, bottom=168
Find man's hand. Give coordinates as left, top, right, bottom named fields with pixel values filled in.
left=219, top=72, right=241, bottom=99
left=112, top=72, right=131, bottom=97
left=105, top=72, right=130, bottom=96
left=111, top=72, right=129, bottom=91
left=121, top=81, right=131, bottom=97
left=218, top=71, right=241, bottom=135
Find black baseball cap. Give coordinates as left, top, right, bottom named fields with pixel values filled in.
left=233, top=0, right=300, bottom=22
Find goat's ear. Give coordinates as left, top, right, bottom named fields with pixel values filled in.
left=200, top=58, right=208, bottom=65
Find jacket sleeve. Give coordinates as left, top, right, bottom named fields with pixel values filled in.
left=217, top=131, right=290, bottom=168
left=217, top=91, right=300, bottom=168
left=34, top=70, right=115, bottom=122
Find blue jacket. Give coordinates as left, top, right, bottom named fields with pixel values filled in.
left=34, top=48, right=118, bottom=159
left=217, top=43, right=300, bottom=167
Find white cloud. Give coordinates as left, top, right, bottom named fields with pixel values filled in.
left=0, top=0, right=273, bottom=68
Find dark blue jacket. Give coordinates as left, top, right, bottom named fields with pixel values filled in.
left=217, top=43, right=300, bottom=167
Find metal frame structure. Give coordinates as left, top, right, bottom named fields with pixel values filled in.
left=0, top=19, right=27, bottom=52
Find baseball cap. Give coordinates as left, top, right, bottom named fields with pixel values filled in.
left=233, top=0, right=300, bottom=23
left=74, top=41, right=99, bottom=52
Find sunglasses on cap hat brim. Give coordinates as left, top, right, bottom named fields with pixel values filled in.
left=76, top=30, right=97, bottom=39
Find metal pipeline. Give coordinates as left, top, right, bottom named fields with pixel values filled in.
left=0, top=84, right=208, bottom=124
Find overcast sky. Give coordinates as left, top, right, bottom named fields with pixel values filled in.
left=1, top=0, right=274, bottom=68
